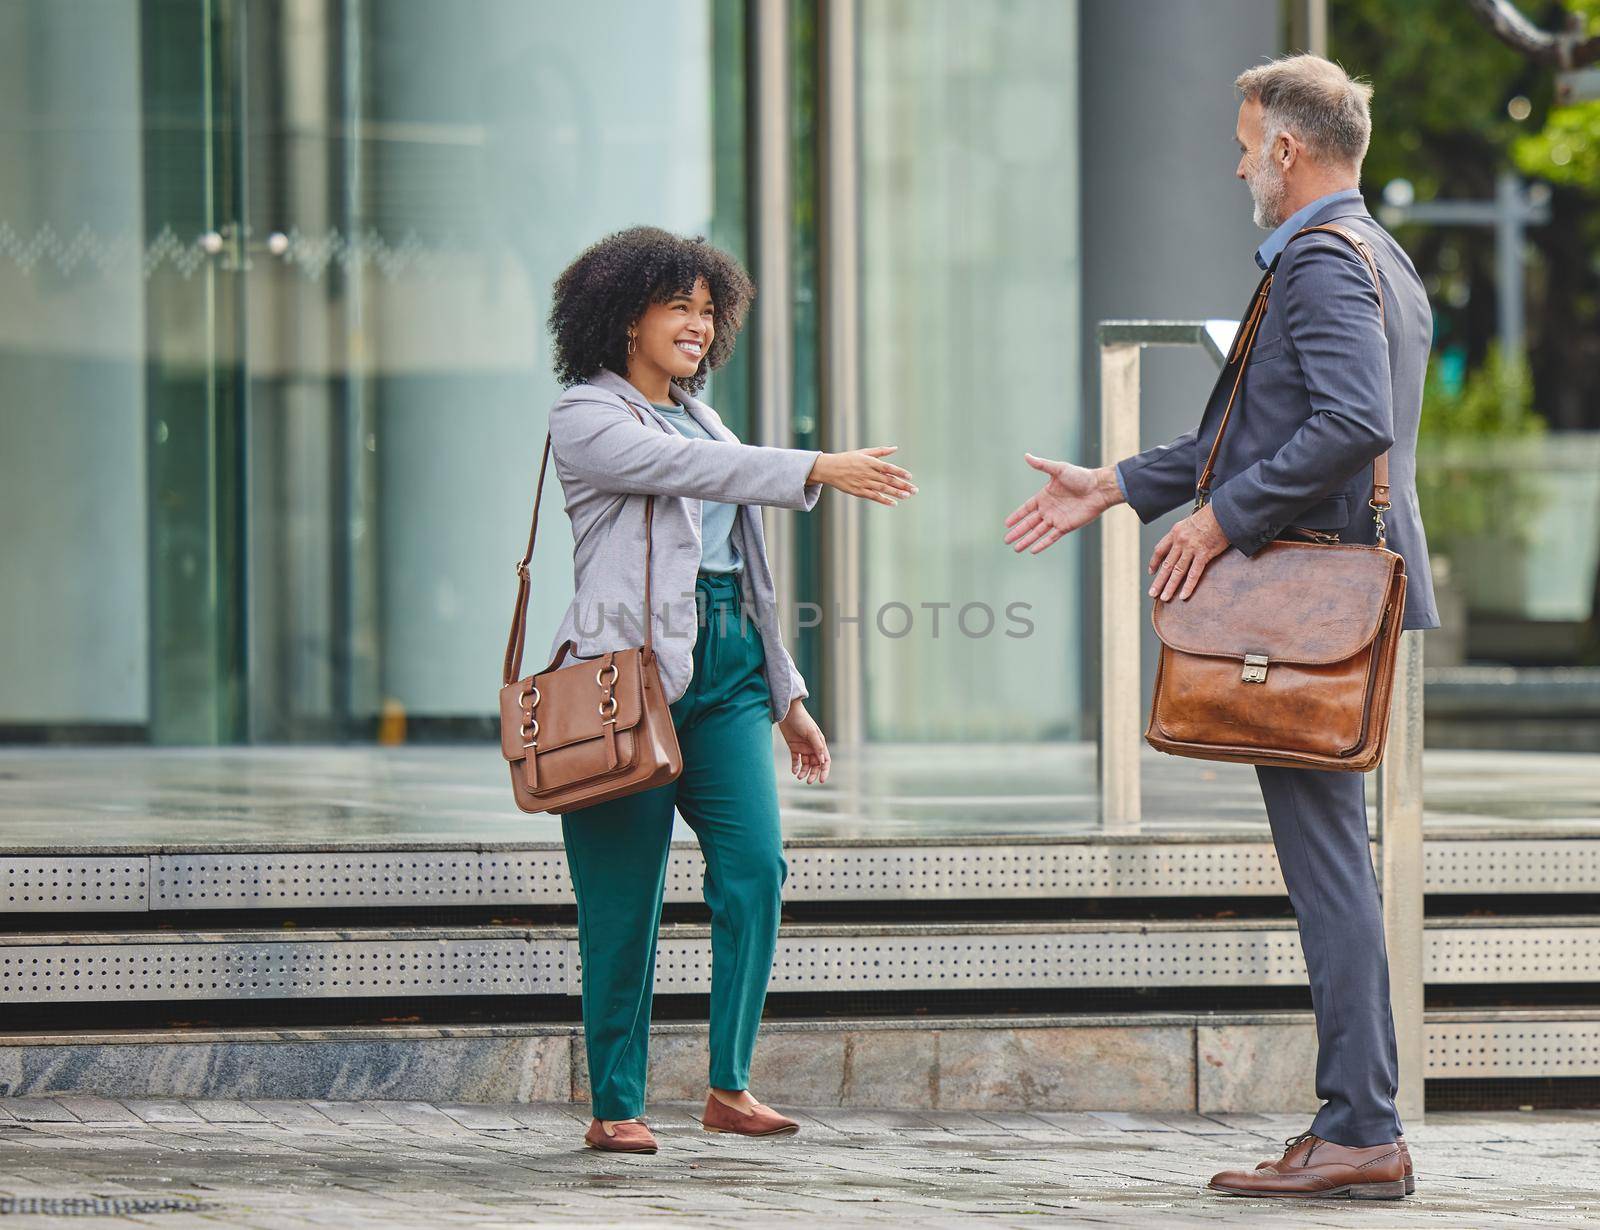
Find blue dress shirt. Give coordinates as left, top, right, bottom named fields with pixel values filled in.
left=650, top=401, right=744, bottom=574
left=1253, top=187, right=1365, bottom=271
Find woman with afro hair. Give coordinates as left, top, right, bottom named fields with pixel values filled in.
left=540, top=226, right=915, bottom=1153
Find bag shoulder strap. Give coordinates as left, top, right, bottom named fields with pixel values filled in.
left=502, top=399, right=662, bottom=686
left=1194, top=220, right=1392, bottom=544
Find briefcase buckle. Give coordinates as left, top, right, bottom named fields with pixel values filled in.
left=1242, top=653, right=1269, bottom=684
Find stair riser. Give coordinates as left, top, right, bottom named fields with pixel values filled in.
left=5, top=839, right=1599, bottom=912
left=2, top=923, right=1595, bottom=1003
left=2, top=1017, right=1594, bottom=1111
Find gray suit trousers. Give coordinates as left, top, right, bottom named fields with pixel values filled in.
left=1257, top=764, right=1403, bottom=1146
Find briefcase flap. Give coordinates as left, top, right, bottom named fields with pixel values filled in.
left=1151, top=541, right=1403, bottom=667
left=498, top=651, right=646, bottom=761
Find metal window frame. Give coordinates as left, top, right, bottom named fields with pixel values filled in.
left=817, top=0, right=862, bottom=746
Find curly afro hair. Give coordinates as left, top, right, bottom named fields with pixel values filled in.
left=548, top=226, right=755, bottom=394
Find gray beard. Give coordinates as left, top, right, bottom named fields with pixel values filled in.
left=1248, top=159, right=1288, bottom=230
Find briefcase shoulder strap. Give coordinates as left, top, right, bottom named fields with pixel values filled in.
left=1194, top=221, right=1392, bottom=543
left=502, top=399, right=664, bottom=686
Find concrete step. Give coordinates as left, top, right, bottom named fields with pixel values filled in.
left=1, top=1009, right=1595, bottom=1112
left=3, top=917, right=1596, bottom=1003
left=4, top=834, right=1598, bottom=912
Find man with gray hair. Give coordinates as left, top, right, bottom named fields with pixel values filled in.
left=1007, top=53, right=1437, bottom=1199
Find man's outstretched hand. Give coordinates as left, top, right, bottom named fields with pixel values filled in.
left=1004, top=455, right=1122, bottom=554
left=1147, top=503, right=1232, bottom=601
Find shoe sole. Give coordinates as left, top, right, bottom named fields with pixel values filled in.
left=1210, top=1180, right=1408, bottom=1200
left=583, top=1140, right=658, bottom=1154
left=702, top=1124, right=800, bottom=1137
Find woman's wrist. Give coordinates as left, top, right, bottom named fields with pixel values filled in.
left=806, top=453, right=834, bottom=488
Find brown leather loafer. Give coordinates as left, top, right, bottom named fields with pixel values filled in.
left=583, top=1118, right=658, bottom=1154
left=700, top=1094, right=799, bottom=1137
left=1255, top=1131, right=1414, bottom=1195
left=1213, top=1132, right=1406, bottom=1199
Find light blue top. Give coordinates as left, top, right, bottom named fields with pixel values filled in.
left=1255, top=187, right=1365, bottom=271
left=651, top=402, right=743, bottom=574
left=1111, top=188, right=1367, bottom=502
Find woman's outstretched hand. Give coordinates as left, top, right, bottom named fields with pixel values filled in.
left=1004, top=454, right=1123, bottom=554
left=808, top=447, right=917, bottom=506
left=778, top=699, right=830, bottom=785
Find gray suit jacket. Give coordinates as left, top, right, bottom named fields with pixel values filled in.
left=544, top=368, right=822, bottom=720
left=1119, top=197, right=1439, bottom=631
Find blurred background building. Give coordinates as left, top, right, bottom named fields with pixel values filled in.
left=3, top=0, right=1594, bottom=757
left=4, top=0, right=1594, bottom=762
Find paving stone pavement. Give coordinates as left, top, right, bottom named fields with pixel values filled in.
left=0, top=1098, right=1595, bottom=1228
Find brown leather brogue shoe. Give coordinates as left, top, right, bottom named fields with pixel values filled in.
left=583, top=1117, right=658, bottom=1154
left=1213, top=1132, right=1406, bottom=1199
left=1255, top=1131, right=1415, bottom=1195
left=700, top=1094, right=799, bottom=1137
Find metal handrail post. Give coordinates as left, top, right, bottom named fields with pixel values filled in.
left=1099, top=342, right=1142, bottom=832
left=1096, top=321, right=1235, bottom=833
left=1379, top=631, right=1427, bottom=1125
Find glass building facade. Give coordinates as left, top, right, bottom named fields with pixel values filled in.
left=6, top=0, right=1586, bottom=769
left=0, top=0, right=1091, bottom=750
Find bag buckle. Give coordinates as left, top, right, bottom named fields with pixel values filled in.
left=1242, top=653, right=1269, bottom=684
left=1370, top=499, right=1391, bottom=545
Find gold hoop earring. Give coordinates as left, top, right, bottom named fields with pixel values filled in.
left=627, top=333, right=636, bottom=356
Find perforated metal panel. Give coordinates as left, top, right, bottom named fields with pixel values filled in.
left=5, top=840, right=1600, bottom=915
left=631, top=922, right=1600, bottom=994
left=0, top=936, right=558, bottom=1002
left=1427, top=923, right=1600, bottom=984
left=153, top=854, right=481, bottom=908
left=780, top=844, right=1291, bottom=899
left=1426, top=1019, right=1600, bottom=1077
left=0, top=858, right=147, bottom=912
left=1425, top=840, right=1600, bottom=894
left=480, top=852, right=576, bottom=904
left=649, top=926, right=1313, bottom=992
left=4, top=921, right=1599, bottom=1002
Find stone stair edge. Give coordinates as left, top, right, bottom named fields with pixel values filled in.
left=2, top=1005, right=1596, bottom=1050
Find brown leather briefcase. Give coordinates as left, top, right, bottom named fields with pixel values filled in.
left=1145, top=223, right=1407, bottom=773
left=498, top=420, right=682, bottom=815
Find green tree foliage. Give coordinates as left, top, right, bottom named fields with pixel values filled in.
left=1514, top=99, right=1600, bottom=185
left=1334, top=0, right=1600, bottom=433
left=1510, top=0, right=1600, bottom=186
left=1334, top=0, right=1547, bottom=200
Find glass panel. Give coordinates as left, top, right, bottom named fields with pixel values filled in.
left=789, top=0, right=825, bottom=715
left=0, top=0, right=743, bottom=744
left=235, top=0, right=737, bottom=741
left=0, top=1, right=148, bottom=733
left=856, top=0, right=1081, bottom=742
left=0, top=0, right=242, bottom=741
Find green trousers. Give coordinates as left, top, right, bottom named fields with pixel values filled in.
left=562, top=571, right=787, bottom=1120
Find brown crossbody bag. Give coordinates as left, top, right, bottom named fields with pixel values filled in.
left=1145, top=223, right=1408, bottom=772
left=498, top=408, right=683, bottom=814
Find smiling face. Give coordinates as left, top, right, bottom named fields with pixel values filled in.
left=627, top=277, right=715, bottom=392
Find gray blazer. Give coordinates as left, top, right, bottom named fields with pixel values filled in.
left=544, top=368, right=822, bottom=720
left=1119, top=197, right=1439, bottom=631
